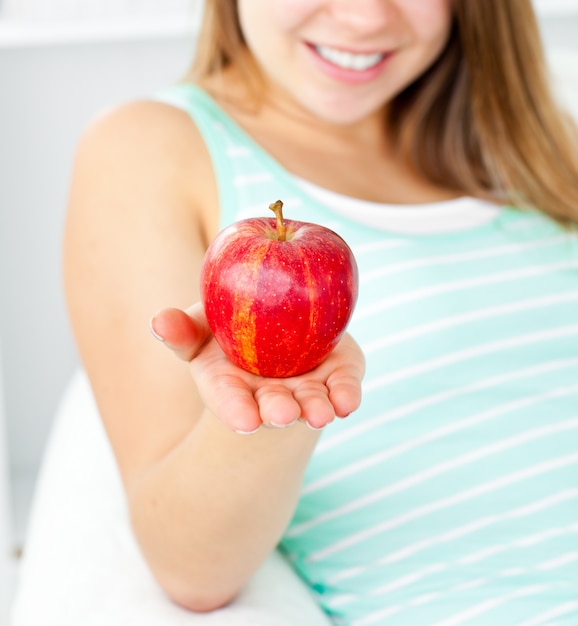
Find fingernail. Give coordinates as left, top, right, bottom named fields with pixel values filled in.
left=270, top=418, right=298, bottom=429
left=149, top=316, right=165, bottom=342
left=298, top=418, right=326, bottom=431
left=234, top=425, right=262, bottom=435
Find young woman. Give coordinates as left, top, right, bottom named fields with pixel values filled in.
left=17, top=1, right=578, bottom=624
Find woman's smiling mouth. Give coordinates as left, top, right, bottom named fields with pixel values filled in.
left=304, top=42, right=391, bottom=86
left=313, top=44, right=386, bottom=71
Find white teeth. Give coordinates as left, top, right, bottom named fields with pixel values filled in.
left=315, top=45, right=384, bottom=71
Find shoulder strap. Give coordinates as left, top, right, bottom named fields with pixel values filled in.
left=155, top=84, right=286, bottom=228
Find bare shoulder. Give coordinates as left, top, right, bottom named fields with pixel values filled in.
left=63, top=95, right=219, bottom=318
left=80, top=98, right=202, bottom=165
left=72, top=98, right=217, bottom=238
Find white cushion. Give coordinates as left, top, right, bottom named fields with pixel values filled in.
left=11, top=370, right=330, bottom=626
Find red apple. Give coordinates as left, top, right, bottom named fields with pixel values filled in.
left=200, top=200, right=358, bottom=378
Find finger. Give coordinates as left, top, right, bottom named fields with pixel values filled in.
left=150, top=304, right=212, bottom=361
left=189, top=339, right=263, bottom=433
left=319, top=335, right=365, bottom=418
left=254, top=383, right=301, bottom=428
left=183, top=302, right=212, bottom=339
left=327, top=370, right=363, bottom=418
left=292, top=381, right=335, bottom=430
left=195, top=370, right=263, bottom=434
left=212, top=378, right=263, bottom=434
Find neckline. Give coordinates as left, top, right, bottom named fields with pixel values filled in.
left=294, top=177, right=502, bottom=235
left=176, top=83, right=520, bottom=243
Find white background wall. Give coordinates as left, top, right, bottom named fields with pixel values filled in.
left=0, top=30, right=198, bottom=504
left=0, top=345, right=13, bottom=624
left=0, top=2, right=577, bottom=622
left=0, top=14, right=200, bottom=621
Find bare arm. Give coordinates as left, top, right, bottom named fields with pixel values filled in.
left=63, top=100, right=364, bottom=611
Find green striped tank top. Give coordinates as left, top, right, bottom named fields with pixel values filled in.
left=157, top=84, right=578, bottom=626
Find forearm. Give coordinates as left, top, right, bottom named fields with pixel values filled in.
left=127, top=408, right=320, bottom=611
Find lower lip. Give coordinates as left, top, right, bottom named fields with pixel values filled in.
left=305, top=44, right=390, bottom=85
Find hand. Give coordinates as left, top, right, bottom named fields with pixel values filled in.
left=150, top=304, right=364, bottom=434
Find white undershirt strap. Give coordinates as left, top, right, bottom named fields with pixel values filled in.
left=295, top=178, right=502, bottom=235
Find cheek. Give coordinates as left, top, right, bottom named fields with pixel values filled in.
left=401, top=0, right=453, bottom=48
left=242, top=0, right=323, bottom=33
left=238, top=0, right=321, bottom=58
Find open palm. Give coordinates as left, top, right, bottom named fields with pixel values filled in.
left=151, top=305, right=365, bottom=433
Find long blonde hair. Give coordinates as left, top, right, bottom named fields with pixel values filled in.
left=190, top=0, right=578, bottom=224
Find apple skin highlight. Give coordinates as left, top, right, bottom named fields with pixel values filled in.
left=200, top=204, right=358, bottom=378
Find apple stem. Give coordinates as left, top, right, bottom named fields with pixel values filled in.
left=269, top=200, right=287, bottom=242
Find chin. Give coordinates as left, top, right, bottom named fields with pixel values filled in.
left=295, top=84, right=391, bottom=126
left=309, top=101, right=385, bottom=126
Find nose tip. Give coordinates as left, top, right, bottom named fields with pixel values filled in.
left=330, top=0, right=394, bottom=32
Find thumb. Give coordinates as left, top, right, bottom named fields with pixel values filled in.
left=150, top=303, right=212, bottom=361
